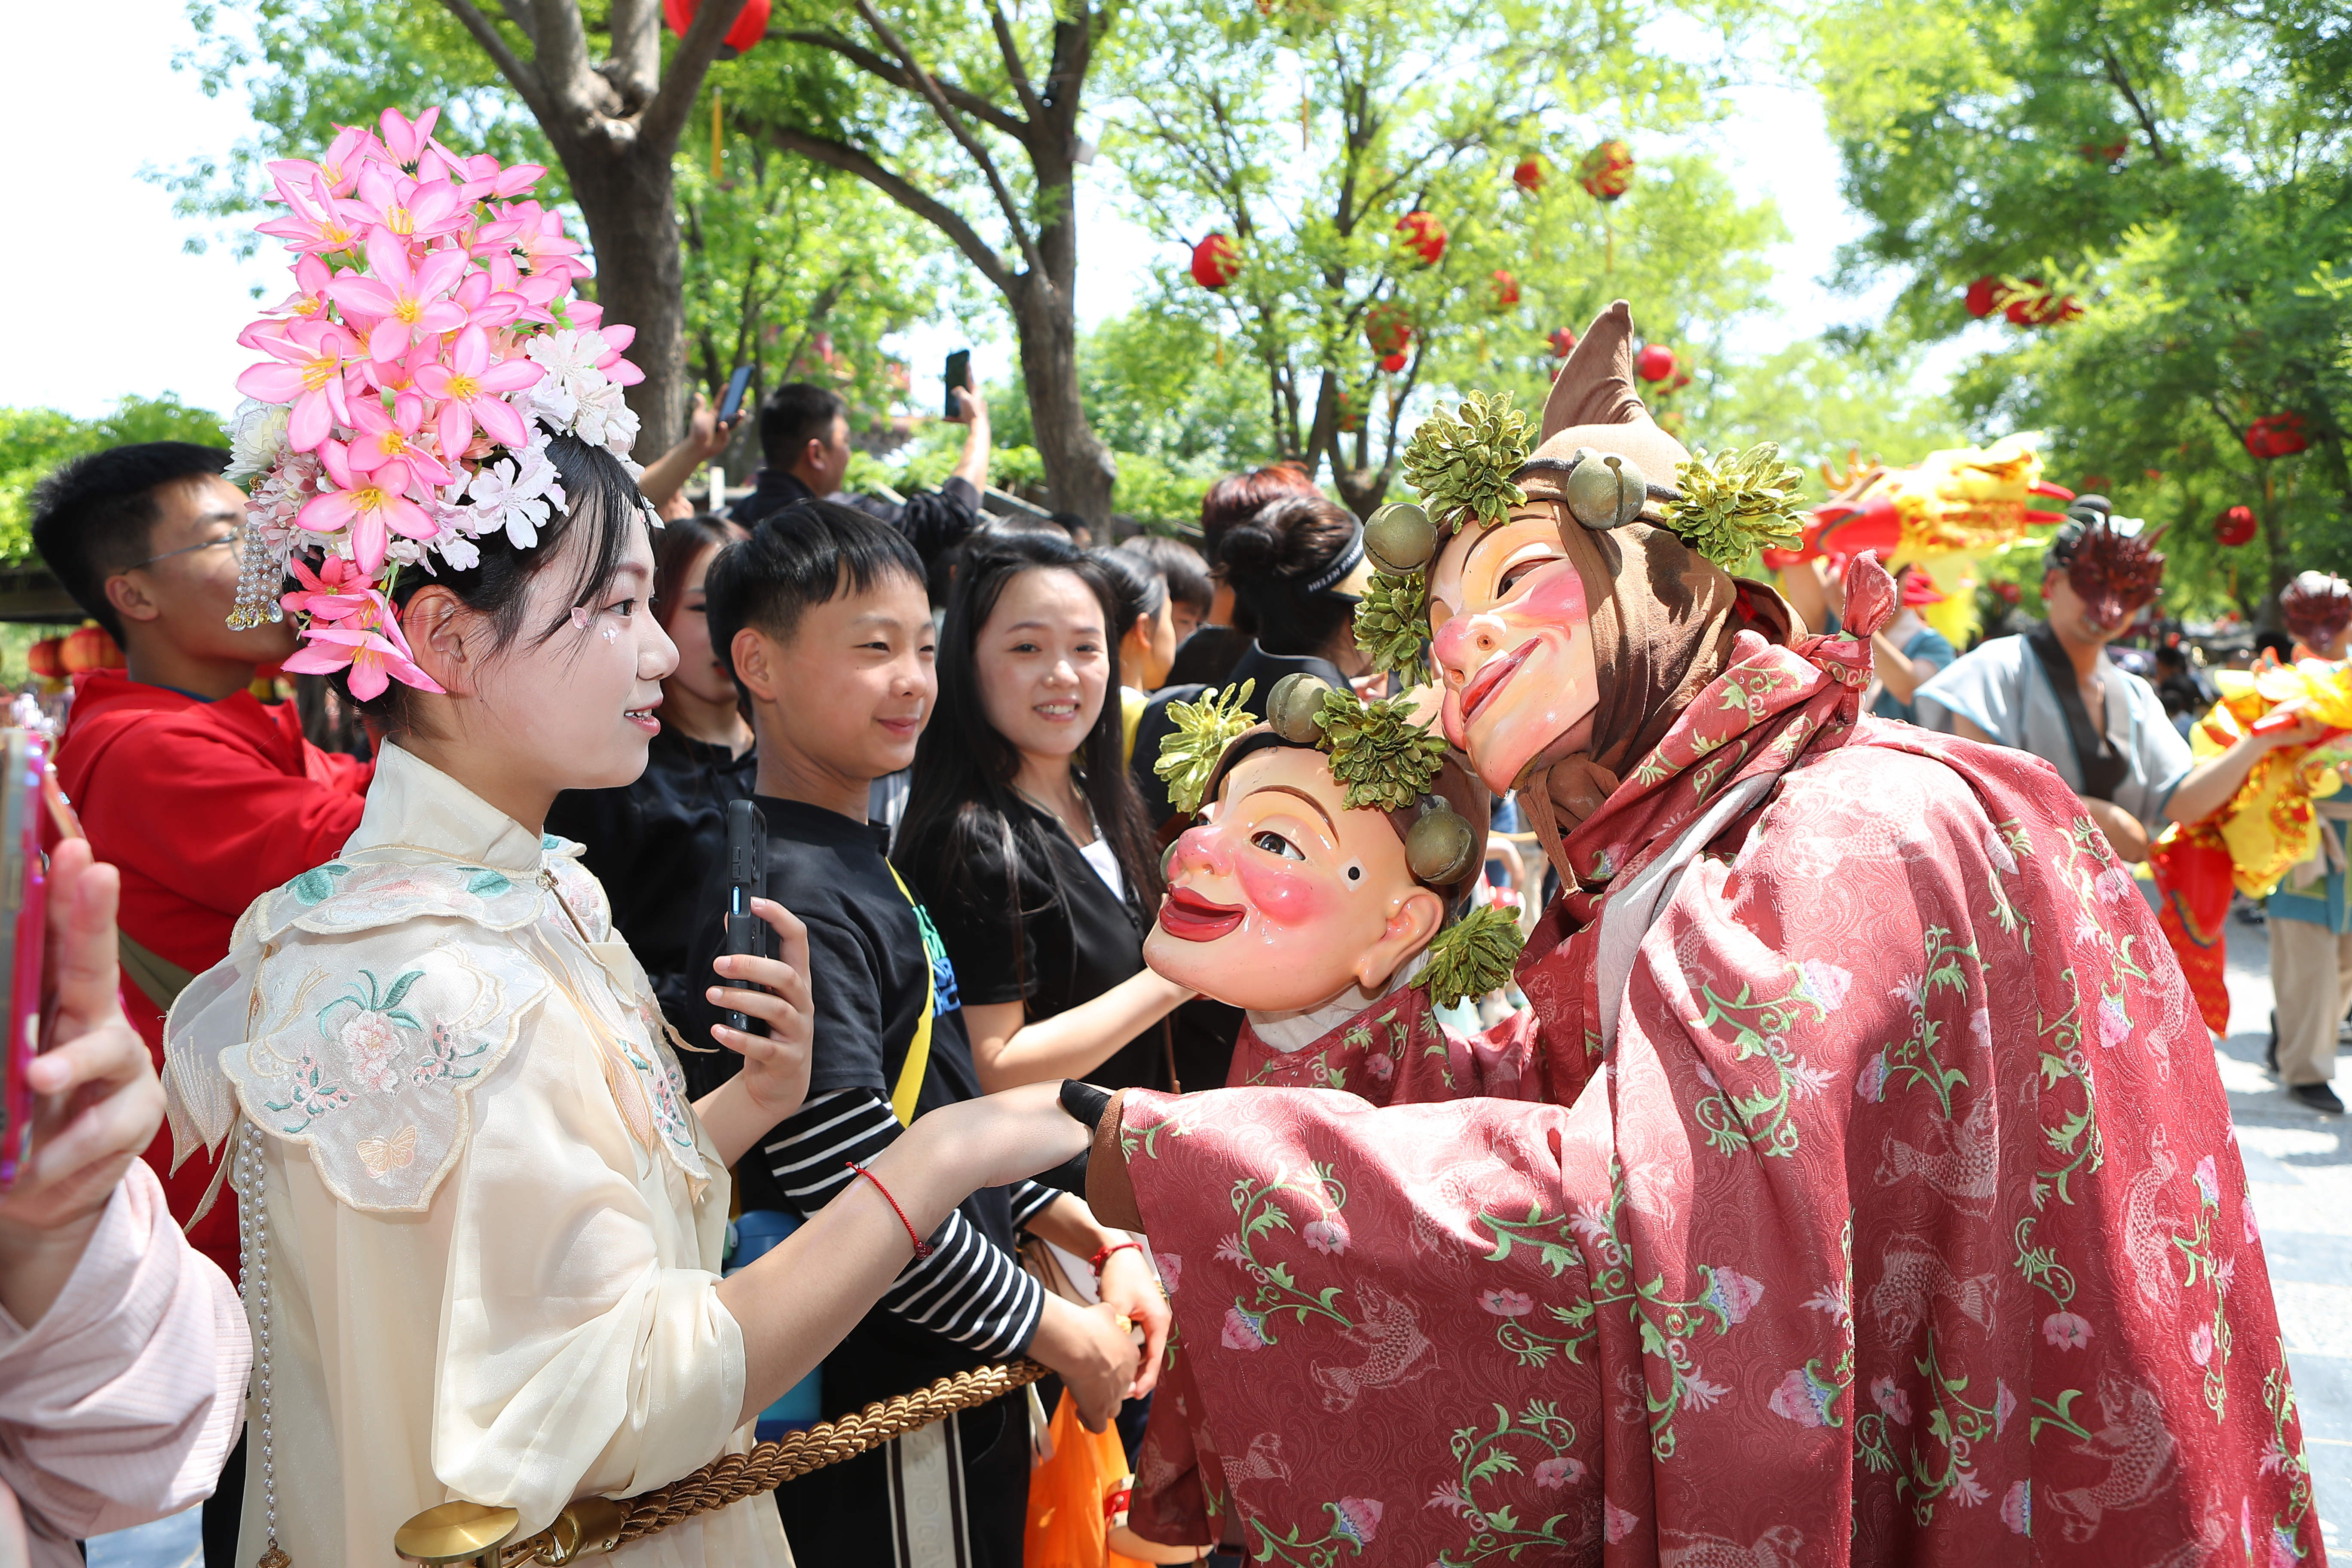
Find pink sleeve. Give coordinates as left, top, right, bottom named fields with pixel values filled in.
left=0, top=1161, right=251, bottom=1554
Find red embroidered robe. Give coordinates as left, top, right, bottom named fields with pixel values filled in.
left=1120, top=620, right=2318, bottom=1566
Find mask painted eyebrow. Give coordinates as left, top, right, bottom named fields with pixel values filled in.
left=1244, top=782, right=1338, bottom=839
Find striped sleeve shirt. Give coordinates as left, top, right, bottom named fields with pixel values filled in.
left=765, top=1087, right=1056, bottom=1358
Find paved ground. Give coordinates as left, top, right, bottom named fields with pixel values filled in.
left=87, top=913, right=2352, bottom=1564
left=2218, top=911, right=2349, bottom=1554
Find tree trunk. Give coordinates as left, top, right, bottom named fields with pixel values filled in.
left=562, top=135, right=691, bottom=460
left=1012, top=280, right=1116, bottom=520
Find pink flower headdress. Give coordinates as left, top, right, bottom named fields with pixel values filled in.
left=226, top=106, right=649, bottom=699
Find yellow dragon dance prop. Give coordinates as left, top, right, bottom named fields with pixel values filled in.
left=2151, top=658, right=2352, bottom=1032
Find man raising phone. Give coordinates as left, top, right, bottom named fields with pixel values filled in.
left=733, top=379, right=992, bottom=564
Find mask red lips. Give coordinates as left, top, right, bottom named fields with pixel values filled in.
left=1460, top=640, right=1537, bottom=726
left=1158, top=885, right=1246, bottom=943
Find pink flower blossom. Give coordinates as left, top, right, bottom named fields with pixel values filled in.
left=1855, top=1049, right=1890, bottom=1102
left=1869, top=1375, right=1911, bottom=1425
left=2189, top=1322, right=2215, bottom=1366
left=2097, top=991, right=2131, bottom=1049
left=266, top=123, right=378, bottom=199
left=2194, top=1154, right=2220, bottom=1208
left=1364, top=1051, right=1394, bottom=1081
left=1425, top=1481, right=1472, bottom=1518
left=1797, top=959, right=1852, bottom=1011
left=1603, top=1500, right=1640, bottom=1544
left=1769, top=1366, right=1836, bottom=1428
left=280, top=554, right=378, bottom=624
left=1327, top=1498, right=1381, bottom=1547
left=2001, top=1479, right=2029, bottom=1535
left=340, top=1010, right=404, bottom=1093
left=350, top=163, right=469, bottom=243
left=2042, top=1311, right=2092, bottom=1350
left=236, top=318, right=359, bottom=452
left=1152, top=1252, right=1180, bottom=1295
left=377, top=105, right=445, bottom=174
left=1702, top=1266, right=1764, bottom=1324
left=1994, top=1378, right=2016, bottom=1437
left=1220, top=1304, right=1271, bottom=1350
left=253, top=170, right=367, bottom=255
left=1532, top=1456, right=1584, bottom=1489
left=2245, top=1198, right=2262, bottom=1247
left=1302, top=1218, right=1348, bottom=1256
left=1480, top=1288, right=1534, bottom=1317
left=305, top=442, right=438, bottom=573
left=284, top=608, right=442, bottom=702
left=345, top=393, right=454, bottom=490
left=1948, top=1470, right=1991, bottom=1507
left=328, top=229, right=470, bottom=364
left=416, top=325, right=541, bottom=453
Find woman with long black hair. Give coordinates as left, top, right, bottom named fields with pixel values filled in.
left=895, top=530, right=1194, bottom=1093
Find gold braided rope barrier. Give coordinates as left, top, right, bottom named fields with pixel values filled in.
left=397, top=1360, right=1049, bottom=1565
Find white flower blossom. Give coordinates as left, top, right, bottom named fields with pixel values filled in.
left=224, top=398, right=291, bottom=483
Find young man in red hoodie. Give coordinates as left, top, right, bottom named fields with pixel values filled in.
left=32, top=441, right=371, bottom=1562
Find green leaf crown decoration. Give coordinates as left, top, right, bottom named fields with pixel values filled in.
left=1314, top=687, right=1448, bottom=812
left=1400, top=392, right=1535, bottom=536
left=1353, top=569, right=1430, bottom=683
left=1662, top=442, right=1808, bottom=570
left=1419, top=903, right=1525, bottom=1008
left=1154, top=679, right=1257, bottom=815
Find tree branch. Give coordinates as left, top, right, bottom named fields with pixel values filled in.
left=2098, top=40, right=2170, bottom=166
left=848, top=0, right=1044, bottom=279
left=530, top=0, right=597, bottom=122
left=437, top=0, right=554, bottom=126
left=606, top=0, right=661, bottom=107
left=777, top=30, right=1029, bottom=138
left=746, top=118, right=1015, bottom=295
left=645, top=0, right=753, bottom=151
left=981, top=0, right=1045, bottom=124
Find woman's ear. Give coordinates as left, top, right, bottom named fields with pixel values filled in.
left=403, top=586, right=473, bottom=697
left=1352, top=885, right=1448, bottom=992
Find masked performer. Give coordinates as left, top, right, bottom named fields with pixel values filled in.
left=1080, top=304, right=2313, bottom=1565
left=160, top=110, right=1099, bottom=1567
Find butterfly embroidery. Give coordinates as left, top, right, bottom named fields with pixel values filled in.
left=356, top=1125, right=418, bottom=1178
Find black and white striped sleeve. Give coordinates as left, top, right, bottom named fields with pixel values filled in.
left=763, top=1087, right=1044, bottom=1358
left=1008, top=1180, right=1061, bottom=1229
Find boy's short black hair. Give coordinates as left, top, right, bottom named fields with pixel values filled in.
left=31, top=442, right=231, bottom=642
left=705, top=499, right=925, bottom=693
left=759, top=383, right=848, bottom=471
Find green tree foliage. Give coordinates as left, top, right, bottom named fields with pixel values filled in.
left=1693, top=339, right=1967, bottom=501
left=0, top=397, right=227, bottom=561
left=1813, top=0, right=2352, bottom=622
left=1107, top=0, right=1783, bottom=515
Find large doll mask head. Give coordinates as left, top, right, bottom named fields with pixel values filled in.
left=1429, top=506, right=1602, bottom=795
left=1146, top=744, right=1446, bottom=1012
left=1142, top=677, right=1507, bottom=1015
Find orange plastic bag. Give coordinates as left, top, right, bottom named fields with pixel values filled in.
left=1023, top=1390, right=1156, bottom=1568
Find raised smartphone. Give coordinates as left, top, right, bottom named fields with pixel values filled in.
left=0, top=732, right=51, bottom=1185
left=722, top=797, right=767, bottom=1035
left=717, top=364, right=754, bottom=426
left=944, top=349, right=971, bottom=420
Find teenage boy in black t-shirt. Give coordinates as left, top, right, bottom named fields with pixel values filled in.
left=683, top=500, right=1165, bottom=1568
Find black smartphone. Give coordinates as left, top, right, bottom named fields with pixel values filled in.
left=717, top=364, right=754, bottom=426
left=944, top=349, right=971, bottom=419
left=722, top=797, right=768, bottom=1036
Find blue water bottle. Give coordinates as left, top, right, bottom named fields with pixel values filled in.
left=725, top=1210, right=824, bottom=1438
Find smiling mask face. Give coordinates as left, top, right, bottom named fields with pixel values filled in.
left=1427, top=504, right=1601, bottom=795
left=1143, top=745, right=1445, bottom=1013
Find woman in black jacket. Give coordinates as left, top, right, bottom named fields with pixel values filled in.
left=895, top=530, right=1199, bottom=1093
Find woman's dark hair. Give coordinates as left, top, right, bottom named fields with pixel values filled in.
left=1090, top=544, right=1167, bottom=644
left=898, top=531, right=1162, bottom=948
left=1198, top=464, right=1319, bottom=638
left=1120, top=535, right=1212, bottom=619
left=329, top=431, right=644, bottom=734
left=650, top=512, right=743, bottom=632
left=1217, top=492, right=1363, bottom=658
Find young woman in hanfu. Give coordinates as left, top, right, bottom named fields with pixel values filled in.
left=1077, top=304, right=2317, bottom=1565
left=162, top=113, right=1095, bottom=1568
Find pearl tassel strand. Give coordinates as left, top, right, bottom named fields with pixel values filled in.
left=235, top=1121, right=291, bottom=1568
left=227, top=524, right=288, bottom=631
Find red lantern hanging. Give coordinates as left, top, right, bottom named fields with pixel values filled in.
left=1548, top=325, right=1578, bottom=358
left=661, top=0, right=772, bottom=56
left=1577, top=140, right=1635, bottom=201
left=1189, top=233, right=1241, bottom=290
left=1379, top=351, right=1409, bottom=373
left=1512, top=157, right=1544, bottom=193
left=1964, top=276, right=2002, bottom=318
left=2215, top=505, right=2260, bottom=548
left=1363, top=302, right=1413, bottom=359
left=61, top=623, right=123, bottom=675
left=1335, top=388, right=1362, bottom=434
left=1488, top=269, right=1521, bottom=311
left=2246, top=413, right=2309, bottom=460
left=1395, top=210, right=1447, bottom=266
left=24, top=637, right=64, bottom=683
left=1998, top=280, right=2081, bottom=328
left=1635, top=343, right=1676, bottom=383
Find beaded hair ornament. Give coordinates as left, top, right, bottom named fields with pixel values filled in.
left=225, top=105, right=648, bottom=700
left=1154, top=673, right=1525, bottom=1008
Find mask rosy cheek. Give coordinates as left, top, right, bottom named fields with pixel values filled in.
left=1516, top=560, right=1589, bottom=626
left=1234, top=856, right=1330, bottom=929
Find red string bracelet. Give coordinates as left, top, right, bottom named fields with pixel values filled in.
left=845, top=1160, right=934, bottom=1260
left=1090, top=1240, right=1143, bottom=1276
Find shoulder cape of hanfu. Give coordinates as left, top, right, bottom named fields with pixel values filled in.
left=164, top=835, right=703, bottom=1215
left=1113, top=591, right=2318, bottom=1564
left=1225, top=979, right=1544, bottom=1106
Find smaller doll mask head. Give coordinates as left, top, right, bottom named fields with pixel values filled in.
left=1428, top=505, right=1602, bottom=794
left=1144, top=744, right=1447, bottom=1012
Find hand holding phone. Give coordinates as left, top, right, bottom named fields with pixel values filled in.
left=721, top=798, right=768, bottom=1036
left=717, top=364, right=755, bottom=428
left=944, top=349, right=972, bottom=422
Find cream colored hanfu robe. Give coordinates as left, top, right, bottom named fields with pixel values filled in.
left=164, top=743, right=794, bottom=1568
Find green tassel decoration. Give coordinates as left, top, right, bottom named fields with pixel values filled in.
left=1662, top=442, right=1808, bottom=570
left=1400, top=392, right=1533, bottom=535
left=1155, top=679, right=1257, bottom=815
left=1420, top=904, right=1525, bottom=1008
left=1314, top=688, right=1447, bottom=811
left=1353, top=569, right=1430, bottom=684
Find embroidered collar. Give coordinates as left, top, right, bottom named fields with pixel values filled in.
left=344, top=742, right=554, bottom=878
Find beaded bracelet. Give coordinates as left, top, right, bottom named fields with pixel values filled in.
left=846, top=1160, right=934, bottom=1260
